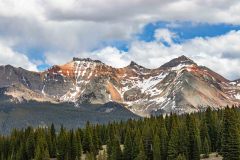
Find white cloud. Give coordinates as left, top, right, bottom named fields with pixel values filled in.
left=88, top=47, right=130, bottom=67
left=42, top=0, right=240, bottom=24
left=89, top=30, right=240, bottom=80
left=45, top=47, right=130, bottom=68
left=154, top=29, right=177, bottom=44
left=0, top=0, right=44, bottom=18
left=0, top=0, right=240, bottom=57
left=0, top=0, right=240, bottom=80
left=0, top=43, right=38, bottom=71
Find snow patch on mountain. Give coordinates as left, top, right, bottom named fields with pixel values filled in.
left=234, top=93, right=240, bottom=100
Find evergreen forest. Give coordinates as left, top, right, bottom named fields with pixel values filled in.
left=0, top=107, right=239, bottom=160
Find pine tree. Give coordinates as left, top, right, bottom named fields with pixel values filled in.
left=221, top=107, right=240, bottom=160
left=153, top=134, right=161, bottom=160
left=83, top=123, right=94, bottom=154
left=69, top=130, right=78, bottom=160
left=215, top=119, right=223, bottom=153
left=134, top=138, right=146, bottom=160
left=35, top=143, right=42, bottom=160
left=76, top=131, right=82, bottom=160
left=205, top=107, right=218, bottom=151
left=159, top=119, right=168, bottom=160
left=16, top=143, right=26, bottom=160
left=109, top=135, right=122, bottom=160
left=142, top=124, right=153, bottom=159
left=167, top=118, right=180, bottom=160
left=93, top=128, right=100, bottom=152
left=35, top=142, right=50, bottom=160
left=176, top=154, right=186, bottom=160
left=107, top=138, right=113, bottom=159
left=178, top=120, right=189, bottom=159
left=57, top=126, right=67, bottom=160
left=202, top=137, right=209, bottom=158
left=26, top=130, right=35, bottom=159
left=34, top=133, right=50, bottom=160
left=187, top=115, right=200, bottom=160
left=132, top=129, right=141, bottom=159
left=49, top=123, right=57, bottom=158
left=43, top=148, right=50, bottom=160
left=123, top=130, right=133, bottom=160
left=51, top=139, right=57, bottom=158
left=200, top=120, right=211, bottom=153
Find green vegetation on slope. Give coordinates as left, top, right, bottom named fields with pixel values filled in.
left=0, top=107, right=239, bottom=160
left=0, top=101, right=139, bottom=134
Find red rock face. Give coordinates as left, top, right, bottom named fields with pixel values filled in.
left=44, top=62, right=75, bottom=80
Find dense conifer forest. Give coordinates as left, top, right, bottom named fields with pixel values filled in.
left=0, top=107, right=239, bottom=160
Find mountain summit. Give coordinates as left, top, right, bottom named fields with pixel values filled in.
left=0, top=55, right=240, bottom=116
left=160, top=55, right=196, bottom=68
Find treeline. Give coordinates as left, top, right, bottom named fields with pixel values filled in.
left=0, top=107, right=239, bottom=160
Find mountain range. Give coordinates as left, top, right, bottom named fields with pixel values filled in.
left=1, top=55, right=240, bottom=116
left=0, top=55, right=240, bottom=133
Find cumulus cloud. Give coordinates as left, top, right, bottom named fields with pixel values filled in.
left=43, top=0, right=240, bottom=24
left=0, top=0, right=240, bottom=80
left=0, top=43, right=38, bottom=71
left=0, top=0, right=240, bottom=56
left=45, top=47, right=130, bottom=68
left=88, top=47, right=130, bottom=67
left=154, top=29, right=177, bottom=44
left=0, top=0, right=140, bottom=65
left=0, top=0, right=44, bottom=18
left=90, top=30, right=240, bottom=80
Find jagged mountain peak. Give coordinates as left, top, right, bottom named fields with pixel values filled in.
left=127, top=61, right=147, bottom=69
left=0, top=64, right=30, bottom=71
left=129, top=61, right=138, bottom=66
left=0, top=64, right=22, bottom=71
left=177, top=55, right=191, bottom=61
left=160, top=55, right=197, bottom=68
left=1, top=64, right=14, bottom=68
left=72, top=57, right=103, bottom=64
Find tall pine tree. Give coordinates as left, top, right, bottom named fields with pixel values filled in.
left=153, top=134, right=161, bottom=160
left=221, top=107, right=240, bottom=160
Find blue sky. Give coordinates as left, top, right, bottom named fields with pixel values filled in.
left=88, top=22, right=240, bottom=55
left=0, top=0, right=240, bottom=80
left=101, top=22, right=240, bottom=55
left=138, top=22, right=240, bottom=42
left=25, top=22, right=240, bottom=71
